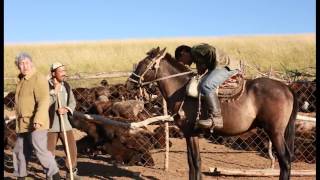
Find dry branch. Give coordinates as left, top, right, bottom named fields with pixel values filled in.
left=242, top=63, right=287, bottom=82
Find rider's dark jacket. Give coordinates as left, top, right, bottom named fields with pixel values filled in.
left=191, top=43, right=239, bottom=73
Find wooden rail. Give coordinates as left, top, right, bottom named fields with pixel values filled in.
left=4, top=71, right=132, bottom=81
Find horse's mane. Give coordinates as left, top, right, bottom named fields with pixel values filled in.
left=146, top=47, right=161, bottom=58
left=146, top=47, right=191, bottom=73
left=164, top=53, right=191, bottom=73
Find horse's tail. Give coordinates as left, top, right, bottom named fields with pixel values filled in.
left=285, top=87, right=298, bottom=161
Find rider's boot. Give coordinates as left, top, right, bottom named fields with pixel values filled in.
left=197, top=91, right=223, bottom=129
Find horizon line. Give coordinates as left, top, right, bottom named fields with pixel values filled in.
left=4, top=32, right=315, bottom=46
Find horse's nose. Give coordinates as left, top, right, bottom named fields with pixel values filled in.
left=126, top=80, right=136, bottom=90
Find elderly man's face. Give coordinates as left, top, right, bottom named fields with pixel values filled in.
left=52, top=66, right=66, bottom=82
left=18, top=58, right=33, bottom=76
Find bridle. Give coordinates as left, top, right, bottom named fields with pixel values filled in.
left=128, top=51, right=193, bottom=87
left=128, top=50, right=194, bottom=118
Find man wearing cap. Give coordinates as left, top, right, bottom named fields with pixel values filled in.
left=47, top=62, right=81, bottom=180
left=13, top=52, right=60, bottom=180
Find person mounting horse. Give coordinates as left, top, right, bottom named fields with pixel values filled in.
left=175, top=43, right=239, bottom=130
left=127, top=47, right=297, bottom=180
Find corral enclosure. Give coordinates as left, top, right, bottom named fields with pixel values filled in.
left=4, top=34, right=316, bottom=179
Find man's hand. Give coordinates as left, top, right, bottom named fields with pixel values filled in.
left=33, top=123, right=42, bottom=129
left=57, top=107, right=69, bottom=115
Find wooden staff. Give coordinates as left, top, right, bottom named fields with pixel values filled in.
left=163, top=98, right=169, bottom=171
left=57, top=93, right=73, bottom=180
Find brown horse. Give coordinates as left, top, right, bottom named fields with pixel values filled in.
left=126, top=47, right=298, bottom=180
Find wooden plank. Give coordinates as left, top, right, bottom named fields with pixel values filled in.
left=209, top=167, right=316, bottom=177
left=296, top=114, right=316, bottom=122
left=5, top=111, right=174, bottom=129
left=72, top=111, right=173, bottom=129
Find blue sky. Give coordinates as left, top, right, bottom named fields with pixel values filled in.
left=4, top=0, right=315, bottom=43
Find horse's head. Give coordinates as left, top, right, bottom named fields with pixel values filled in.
left=126, top=47, right=166, bottom=90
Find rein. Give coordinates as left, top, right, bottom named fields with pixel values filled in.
left=129, top=71, right=194, bottom=86
left=128, top=51, right=194, bottom=86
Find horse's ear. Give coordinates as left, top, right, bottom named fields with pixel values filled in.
left=147, top=47, right=159, bottom=57
left=146, top=49, right=152, bottom=56
left=159, top=47, right=166, bottom=56
left=146, top=47, right=165, bottom=59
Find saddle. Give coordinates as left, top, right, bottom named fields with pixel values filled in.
left=217, top=72, right=246, bottom=102
left=186, top=72, right=246, bottom=102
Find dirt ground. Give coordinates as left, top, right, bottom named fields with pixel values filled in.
left=4, top=129, right=315, bottom=180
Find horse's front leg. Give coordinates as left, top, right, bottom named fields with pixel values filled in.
left=185, top=136, right=202, bottom=180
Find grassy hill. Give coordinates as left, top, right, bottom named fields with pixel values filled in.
left=4, top=33, right=315, bottom=91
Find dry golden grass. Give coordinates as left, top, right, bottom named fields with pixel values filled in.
left=4, top=34, right=315, bottom=91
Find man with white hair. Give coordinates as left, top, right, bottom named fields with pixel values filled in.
left=13, top=52, right=60, bottom=180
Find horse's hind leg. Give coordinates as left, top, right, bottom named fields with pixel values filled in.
left=268, top=139, right=275, bottom=169
left=185, top=136, right=201, bottom=180
left=269, top=132, right=291, bottom=180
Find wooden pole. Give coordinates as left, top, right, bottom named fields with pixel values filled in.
left=209, top=167, right=316, bottom=177
left=57, top=93, right=74, bottom=180
left=163, top=98, right=169, bottom=171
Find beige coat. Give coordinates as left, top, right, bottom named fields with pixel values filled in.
left=15, top=69, right=50, bottom=133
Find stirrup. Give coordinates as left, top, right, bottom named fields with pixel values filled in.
left=208, top=117, right=222, bottom=133
left=197, top=118, right=214, bottom=129
left=209, top=122, right=215, bottom=133
left=198, top=119, right=215, bottom=133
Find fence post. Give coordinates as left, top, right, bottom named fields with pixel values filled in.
left=163, top=98, right=169, bottom=171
